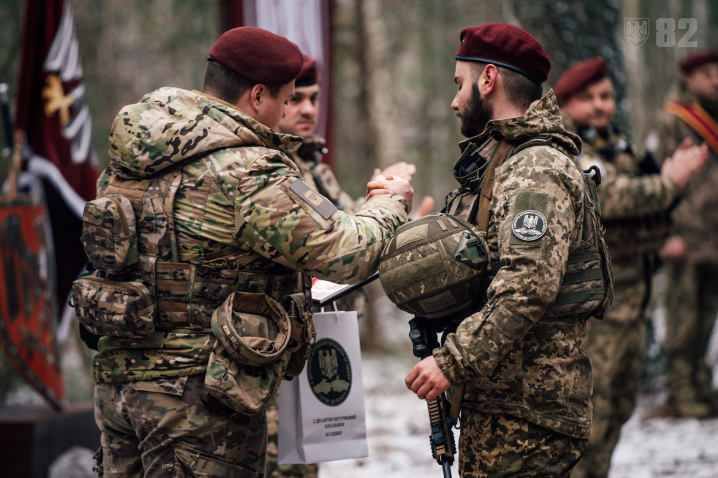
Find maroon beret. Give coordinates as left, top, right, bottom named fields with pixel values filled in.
left=554, top=57, right=609, bottom=103
left=209, top=27, right=303, bottom=85
left=456, top=23, right=550, bottom=84
left=295, top=55, right=319, bottom=87
left=679, top=51, right=718, bottom=75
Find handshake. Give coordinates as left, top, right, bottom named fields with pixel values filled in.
left=364, top=161, right=434, bottom=217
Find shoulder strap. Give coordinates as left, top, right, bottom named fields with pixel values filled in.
left=473, top=138, right=519, bottom=232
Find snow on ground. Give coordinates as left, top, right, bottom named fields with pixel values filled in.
left=320, top=353, right=718, bottom=478
left=320, top=353, right=459, bottom=478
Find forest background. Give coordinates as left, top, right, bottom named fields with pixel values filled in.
left=1, top=0, right=717, bottom=351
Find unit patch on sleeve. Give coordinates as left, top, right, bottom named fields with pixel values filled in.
left=289, top=179, right=338, bottom=220
left=510, top=191, right=548, bottom=244
left=511, top=210, right=547, bottom=241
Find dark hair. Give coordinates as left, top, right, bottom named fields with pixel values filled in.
left=470, top=62, right=544, bottom=110
left=202, top=60, right=282, bottom=103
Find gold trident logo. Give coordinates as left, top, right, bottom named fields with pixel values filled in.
left=304, top=190, right=323, bottom=206
left=42, top=74, right=74, bottom=126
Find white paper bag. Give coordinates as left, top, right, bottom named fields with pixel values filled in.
left=277, top=311, right=369, bottom=464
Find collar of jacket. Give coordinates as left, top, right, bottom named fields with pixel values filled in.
left=108, top=87, right=303, bottom=178
left=194, top=90, right=303, bottom=154
left=457, top=90, right=582, bottom=158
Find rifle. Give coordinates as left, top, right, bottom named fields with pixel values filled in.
left=409, top=316, right=456, bottom=478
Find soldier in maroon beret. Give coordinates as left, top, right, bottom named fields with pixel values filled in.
left=643, top=49, right=718, bottom=424
left=402, top=23, right=611, bottom=477
left=556, top=57, right=707, bottom=478
left=89, top=26, right=416, bottom=478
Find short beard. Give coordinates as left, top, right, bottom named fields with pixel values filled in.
left=460, top=83, right=493, bottom=138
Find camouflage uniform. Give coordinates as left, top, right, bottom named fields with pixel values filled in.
left=264, top=135, right=364, bottom=478
left=564, top=118, right=679, bottom=478
left=646, top=84, right=718, bottom=415
left=92, top=88, right=408, bottom=477
left=434, top=92, right=599, bottom=477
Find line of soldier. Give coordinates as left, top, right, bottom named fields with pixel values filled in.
left=80, top=21, right=717, bottom=478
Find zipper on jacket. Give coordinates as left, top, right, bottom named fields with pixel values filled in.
left=106, top=195, right=130, bottom=236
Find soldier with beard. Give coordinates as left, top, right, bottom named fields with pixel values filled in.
left=403, top=24, right=612, bottom=477
left=554, top=57, right=707, bottom=478
left=646, top=51, right=718, bottom=418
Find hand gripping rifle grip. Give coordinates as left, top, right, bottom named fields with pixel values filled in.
left=409, top=317, right=455, bottom=477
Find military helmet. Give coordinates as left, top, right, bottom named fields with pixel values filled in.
left=211, top=291, right=291, bottom=366
left=379, top=213, right=490, bottom=319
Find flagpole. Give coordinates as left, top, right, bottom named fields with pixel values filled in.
left=0, top=83, right=20, bottom=199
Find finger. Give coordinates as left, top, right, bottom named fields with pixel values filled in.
left=410, top=375, right=425, bottom=394
left=411, top=196, right=435, bottom=219
left=417, top=381, right=433, bottom=401
left=425, top=387, right=441, bottom=402
left=405, top=366, right=420, bottom=389
left=679, top=137, right=693, bottom=150
left=366, top=180, right=390, bottom=190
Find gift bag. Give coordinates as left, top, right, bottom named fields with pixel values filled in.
left=277, top=311, right=369, bottom=464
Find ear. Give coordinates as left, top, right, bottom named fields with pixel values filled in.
left=250, top=84, right=265, bottom=113
left=481, top=64, right=498, bottom=96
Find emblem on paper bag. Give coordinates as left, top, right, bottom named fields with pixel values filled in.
left=307, top=338, right=352, bottom=406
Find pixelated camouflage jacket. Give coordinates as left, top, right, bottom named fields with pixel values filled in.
left=433, top=91, right=594, bottom=439
left=647, top=84, right=718, bottom=263
left=290, top=135, right=361, bottom=215
left=93, top=87, right=408, bottom=383
left=564, top=116, right=678, bottom=262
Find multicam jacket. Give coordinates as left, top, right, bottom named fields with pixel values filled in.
left=646, top=84, right=718, bottom=264
left=564, top=118, right=678, bottom=320
left=290, top=136, right=360, bottom=215
left=92, top=88, right=408, bottom=383
left=565, top=117, right=678, bottom=260
left=433, top=91, right=596, bottom=439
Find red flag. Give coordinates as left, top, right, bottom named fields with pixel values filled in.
left=15, top=0, right=98, bottom=203
left=0, top=0, right=99, bottom=409
left=14, top=0, right=97, bottom=310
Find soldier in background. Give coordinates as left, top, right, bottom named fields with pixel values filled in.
left=646, top=51, right=718, bottom=419
left=264, top=55, right=428, bottom=478
left=555, top=57, right=707, bottom=478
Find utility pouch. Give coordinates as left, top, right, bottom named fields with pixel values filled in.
left=204, top=292, right=292, bottom=415
left=70, top=273, right=155, bottom=338
left=282, top=293, right=316, bottom=380
left=82, top=194, right=139, bottom=274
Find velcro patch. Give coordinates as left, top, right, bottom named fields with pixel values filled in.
left=510, top=191, right=548, bottom=245
left=289, top=180, right=338, bottom=220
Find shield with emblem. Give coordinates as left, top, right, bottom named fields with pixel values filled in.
left=624, top=18, right=650, bottom=48
left=0, top=195, right=63, bottom=410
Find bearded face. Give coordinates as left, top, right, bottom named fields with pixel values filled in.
left=459, top=82, right=494, bottom=138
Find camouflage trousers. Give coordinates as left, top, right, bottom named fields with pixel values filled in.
left=571, top=270, right=648, bottom=478
left=265, top=393, right=318, bottom=478
left=94, top=374, right=267, bottom=477
left=458, top=410, right=588, bottom=477
left=663, top=260, right=718, bottom=410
